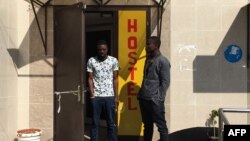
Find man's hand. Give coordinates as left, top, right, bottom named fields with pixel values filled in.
left=114, top=97, right=119, bottom=111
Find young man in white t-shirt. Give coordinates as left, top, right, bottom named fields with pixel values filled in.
left=87, top=40, right=119, bottom=141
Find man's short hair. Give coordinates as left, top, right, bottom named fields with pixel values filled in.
left=97, top=40, right=107, bottom=46
left=148, top=36, right=161, bottom=48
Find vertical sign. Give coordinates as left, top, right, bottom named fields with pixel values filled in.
left=118, top=10, right=146, bottom=136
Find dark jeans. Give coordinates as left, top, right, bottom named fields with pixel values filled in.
left=139, top=99, right=169, bottom=141
left=90, top=96, right=116, bottom=141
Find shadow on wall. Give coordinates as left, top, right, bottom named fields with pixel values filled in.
left=5, top=3, right=53, bottom=141
left=7, top=6, right=53, bottom=70
left=193, top=5, right=248, bottom=93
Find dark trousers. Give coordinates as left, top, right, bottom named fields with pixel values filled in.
left=139, top=99, right=169, bottom=141
left=90, top=97, right=116, bottom=141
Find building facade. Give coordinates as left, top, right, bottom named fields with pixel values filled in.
left=0, top=0, right=249, bottom=141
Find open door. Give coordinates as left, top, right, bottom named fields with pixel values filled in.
left=54, top=3, right=85, bottom=141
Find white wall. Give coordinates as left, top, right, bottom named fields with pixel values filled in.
left=0, top=0, right=19, bottom=140
left=17, top=0, right=30, bottom=130
left=170, top=0, right=250, bottom=133
left=0, top=0, right=31, bottom=140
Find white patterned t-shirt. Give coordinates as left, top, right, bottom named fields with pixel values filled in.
left=87, top=56, right=119, bottom=97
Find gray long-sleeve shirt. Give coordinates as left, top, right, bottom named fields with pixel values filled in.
left=138, top=53, right=170, bottom=104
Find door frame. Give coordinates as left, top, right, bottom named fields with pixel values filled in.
left=53, top=5, right=151, bottom=140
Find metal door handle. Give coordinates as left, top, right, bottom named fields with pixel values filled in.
left=55, top=85, right=87, bottom=114
left=55, top=85, right=82, bottom=102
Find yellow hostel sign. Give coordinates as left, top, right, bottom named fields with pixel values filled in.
left=118, top=10, right=146, bottom=136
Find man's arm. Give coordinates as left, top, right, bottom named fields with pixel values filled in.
left=159, top=59, right=170, bottom=97
left=113, top=70, right=119, bottom=108
left=88, top=72, right=95, bottom=98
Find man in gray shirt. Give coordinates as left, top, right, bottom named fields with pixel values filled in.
left=138, top=36, right=170, bottom=141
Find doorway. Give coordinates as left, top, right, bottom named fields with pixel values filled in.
left=83, top=11, right=117, bottom=139
left=54, top=7, right=117, bottom=140
left=54, top=5, right=149, bottom=140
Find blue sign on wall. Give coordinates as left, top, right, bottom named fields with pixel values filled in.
left=224, top=44, right=242, bottom=63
